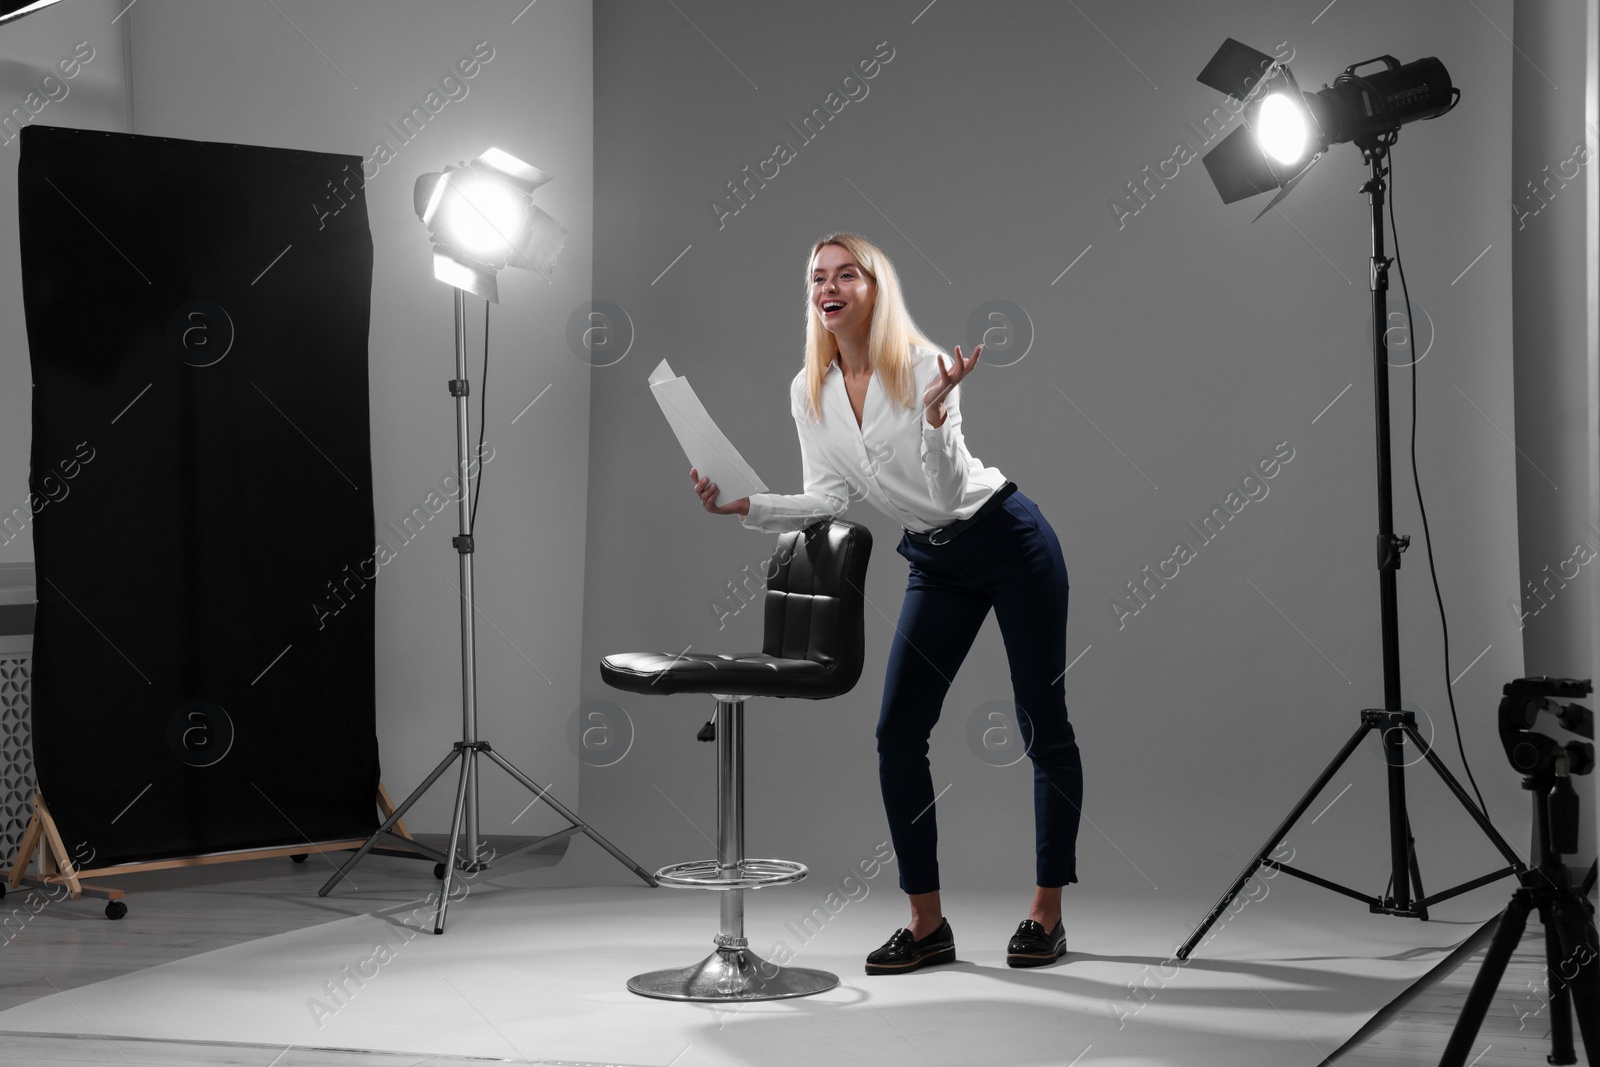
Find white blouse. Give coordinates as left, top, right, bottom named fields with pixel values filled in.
left=740, top=344, right=1008, bottom=535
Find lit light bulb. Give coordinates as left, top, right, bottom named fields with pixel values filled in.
left=443, top=173, right=527, bottom=259
left=1256, top=92, right=1310, bottom=166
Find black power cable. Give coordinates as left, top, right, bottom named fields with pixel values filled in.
left=1386, top=140, right=1492, bottom=820
left=470, top=299, right=489, bottom=534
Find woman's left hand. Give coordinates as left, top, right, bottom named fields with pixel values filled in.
left=922, top=343, right=982, bottom=428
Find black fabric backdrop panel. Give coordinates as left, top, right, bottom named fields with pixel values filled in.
left=18, top=125, right=380, bottom=866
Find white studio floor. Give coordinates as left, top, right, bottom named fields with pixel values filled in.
left=0, top=833, right=1506, bottom=1067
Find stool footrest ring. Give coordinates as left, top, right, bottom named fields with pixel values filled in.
left=654, top=857, right=807, bottom=890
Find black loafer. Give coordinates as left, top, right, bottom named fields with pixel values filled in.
left=865, top=917, right=956, bottom=975
left=1006, top=918, right=1067, bottom=967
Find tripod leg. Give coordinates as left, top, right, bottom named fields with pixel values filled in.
left=1177, top=719, right=1374, bottom=960
left=433, top=748, right=475, bottom=935
left=1549, top=894, right=1600, bottom=1067
left=319, top=745, right=463, bottom=897
left=480, top=746, right=657, bottom=887
left=1440, top=891, right=1533, bottom=1067
left=1573, top=911, right=1600, bottom=1067
left=1542, top=899, right=1576, bottom=1066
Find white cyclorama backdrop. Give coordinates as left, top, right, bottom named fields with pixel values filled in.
left=0, top=0, right=593, bottom=840
left=580, top=0, right=1534, bottom=904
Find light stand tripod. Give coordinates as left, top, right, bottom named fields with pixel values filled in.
left=1440, top=677, right=1598, bottom=1067
left=319, top=286, right=657, bottom=932
left=1176, top=137, right=1525, bottom=961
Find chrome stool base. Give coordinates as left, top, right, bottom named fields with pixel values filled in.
left=625, top=697, right=839, bottom=1001
left=627, top=945, right=840, bottom=1001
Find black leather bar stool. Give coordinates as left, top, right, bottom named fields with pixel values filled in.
left=600, top=518, right=871, bottom=1001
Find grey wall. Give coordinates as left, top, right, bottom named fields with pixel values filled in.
left=0, top=0, right=593, bottom=838
left=581, top=0, right=1529, bottom=904
left=1511, top=0, right=1600, bottom=872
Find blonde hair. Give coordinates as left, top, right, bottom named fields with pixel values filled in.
left=798, top=232, right=942, bottom=425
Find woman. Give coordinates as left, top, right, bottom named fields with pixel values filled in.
left=689, top=232, right=1082, bottom=973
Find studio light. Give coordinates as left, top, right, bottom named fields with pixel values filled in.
left=1177, top=39, right=1530, bottom=969
left=1196, top=38, right=1459, bottom=217
left=414, top=146, right=568, bottom=303
left=326, top=146, right=651, bottom=933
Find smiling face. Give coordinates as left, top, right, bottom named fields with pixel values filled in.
left=811, top=243, right=875, bottom=337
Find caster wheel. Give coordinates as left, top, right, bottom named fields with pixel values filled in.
left=290, top=853, right=308, bottom=863
left=433, top=862, right=446, bottom=880
left=0, top=882, right=6, bottom=900
left=105, top=900, right=127, bottom=920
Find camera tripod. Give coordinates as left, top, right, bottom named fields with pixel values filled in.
left=1440, top=718, right=1600, bottom=1065
left=1439, top=782, right=1599, bottom=1063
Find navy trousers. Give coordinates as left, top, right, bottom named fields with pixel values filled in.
left=876, top=489, right=1082, bottom=894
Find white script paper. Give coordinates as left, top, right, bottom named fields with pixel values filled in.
left=648, top=359, right=768, bottom=508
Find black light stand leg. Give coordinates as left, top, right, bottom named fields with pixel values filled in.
left=1383, top=718, right=1412, bottom=911
left=1439, top=891, right=1533, bottom=1067
left=1404, top=721, right=1527, bottom=870
left=1405, top=810, right=1427, bottom=919
left=1176, top=718, right=1375, bottom=960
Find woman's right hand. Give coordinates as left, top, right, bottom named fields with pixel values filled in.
left=691, top=467, right=750, bottom=517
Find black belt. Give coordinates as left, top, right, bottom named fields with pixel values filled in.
left=904, top=481, right=1017, bottom=546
